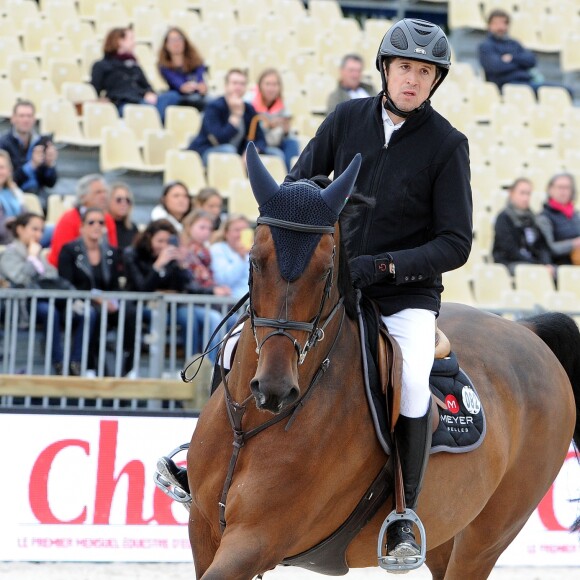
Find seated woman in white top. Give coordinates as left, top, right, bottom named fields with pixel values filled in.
left=209, top=214, right=250, bottom=301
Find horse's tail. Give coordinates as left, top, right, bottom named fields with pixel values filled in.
left=520, top=312, right=580, bottom=532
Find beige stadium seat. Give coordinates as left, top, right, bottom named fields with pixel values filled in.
left=294, top=114, right=322, bottom=141
left=80, top=40, right=102, bottom=82
left=94, top=3, right=129, bottom=38
left=561, top=32, right=580, bottom=73
left=304, top=72, right=335, bottom=115
left=525, top=147, right=562, bottom=177
left=487, top=145, right=527, bottom=187
left=0, top=77, right=17, bottom=118
left=77, top=0, right=98, bottom=22
left=227, top=178, right=259, bottom=222
left=553, top=126, right=580, bottom=162
left=474, top=211, right=495, bottom=259
left=20, top=79, right=58, bottom=119
left=364, top=18, right=393, bottom=41
left=46, top=193, right=75, bottom=225
left=442, top=269, right=475, bottom=305
left=40, top=38, right=75, bottom=73
left=513, top=264, right=555, bottom=306
left=510, top=12, right=540, bottom=50
left=538, top=86, right=573, bottom=126
left=165, top=105, right=201, bottom=149
left=499, top=289, right=536, bottom=319
left=22, top=192, right=44, bottom=215
left=61, top=81, right=98, bottom=108
left=469, top=82, right=501, bottom=123
left=0, top=36, right=22, bottom=77
left=62, top=19, right=96, bottom=53
left=237, top=0, right=272, bottom=27
left=152, top=0, right=190, bottom=19
left=203, top=10, right=237, bottom=40
left=205, top=45, right=246, bottom=82
left=142, top=129, right=177, bottom=169
left=448, top=0, right=486, bottom=31
left=206, top=152, right=246, bottom=196
left=287, top=51, right=320, bottom=84
left=83, top=101, right=121, bottom=146
left=100, top=125, right=146, bottom=172
left=544, top=290, right=580, bottom=313
left=47, top=58, right=82, bottom=94
left=534, top=13, right=564, bottom=53
left=164, top=149, right=207, bottom=193
left=294, top=15, right=320, bottom=52
left=43, top=1, right=79, bottom=34
left=21, top=17, right=57, bottom=58
left=258, top=154, right=287, bottom=183
left=8, top=55, right=42, bottom=92
left=5, top=0, right=40, bottom=32
left=132, top=5, right=165, bottom=45
left=464, top=123, right=498, bottom=160
left=502, top=83, right=536, bottom=110
left=556, top=265, right=580, bottom=299
left=122, top=103, right=163, bottom=145
left=497, top=123, right=534, bottom=149
left=472, top=263, right=513, bottom=309
left=527, top=104, right=556, bottom=146
left=278, top=0, right=307, bottom=22
left=246, top=48, right=279, bottom=85
left=309, top=0, right=343, bottom=23
left=231, top=26, right=261, bottom=59
left=470, top=164, right=501, bottom=200
left=167, top=8, right=201, bottom=30
left=40, top=99, right=86, bottom=146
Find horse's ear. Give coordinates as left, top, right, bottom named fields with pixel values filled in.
left=246, top=141, right=279, bottom=207
left=321, top=153, right=362, bottom=215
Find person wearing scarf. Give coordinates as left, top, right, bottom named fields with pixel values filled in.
left=492, top=177, right=554, bottom=275
left=0, top=150, right=24, bottom=244
left=91, top=27, right=180, bottom=123
left=536, top=173, right=580, bottom=265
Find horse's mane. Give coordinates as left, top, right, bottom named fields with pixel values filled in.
left=339, top=191, right=376, bottom=320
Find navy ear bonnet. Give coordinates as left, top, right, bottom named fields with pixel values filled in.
left=246, top=142, right=361, bottom=282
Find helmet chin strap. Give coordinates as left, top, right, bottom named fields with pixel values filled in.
left=383, top=91, right=426, bottom=118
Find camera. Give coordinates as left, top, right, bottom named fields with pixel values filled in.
left=37, top=133, right=53, bottom=149
left=168, top=235, right=179, bottom=246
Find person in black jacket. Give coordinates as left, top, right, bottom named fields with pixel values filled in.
left=0, top=100, right=57, bottom=208
left=492, top=177, right=554, bottom=275
left=286, top=19, right=472, bottom=560
left=91, top=27, right=180, bottom=123
left=58, top=207, right=136, bottom=376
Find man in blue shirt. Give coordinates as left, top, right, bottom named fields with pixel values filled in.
left=478, top=9, right=573, bottom=97
left=0, top=100, right=58, bottom=209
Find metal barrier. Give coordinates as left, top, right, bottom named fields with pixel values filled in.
left=0, top=288, right=241, bottom=412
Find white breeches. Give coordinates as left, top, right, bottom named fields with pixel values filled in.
left=381, top=309, right=435, bottom=418
left=221, top=323, right=244, bottom=370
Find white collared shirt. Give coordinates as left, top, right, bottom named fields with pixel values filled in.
left=381, top=106, right=405, bottom=147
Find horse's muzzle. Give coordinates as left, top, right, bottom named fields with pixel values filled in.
left=250, top=377, right=300, bottom=414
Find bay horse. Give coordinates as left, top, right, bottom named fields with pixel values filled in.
left=187, top=144, right=579, bottom=579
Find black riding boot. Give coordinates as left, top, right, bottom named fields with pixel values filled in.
left=157, top=456, right=190, bottom=492
left=387, top=404, right=432, bottom=557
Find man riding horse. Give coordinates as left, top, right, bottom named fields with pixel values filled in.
left=285, top=18, right=472, bottom=557
left=159, top=18, right=472, bottom=560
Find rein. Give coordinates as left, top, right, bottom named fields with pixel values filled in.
left=217, top=216, right=345, bottom=533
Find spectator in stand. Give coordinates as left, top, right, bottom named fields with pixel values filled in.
left=194, top=187, right=224, bottom=230
left=0, top=150, right=25, bottom=244
left=48, top=174, right=117, bottom=267
left=326, top=54, right=376, bottom=115
left=0, top=212, right=95, bottom=376
left=478, top=9, right=573, bottom=97
left=91, top=27, right=181, bottom=123
left=492, top=177, right=554, bottom=276
left=157, top=27, right=208, bottom=112
left=58, top=207, right=136, bottom=376
left=536, top=173, right=580, bottom=265
left=188, top=68, right=267, bottom=165
left=210, top=214, right=250, bottom=301
left=108, top=182, right=139, bottom=250
left=246, top=68, right=300, bottom=171
left=150, top=180, right=192, bottom=233
left=123, top=219, right=221, bottom=361
left=0, top=100, right=57, bottom=209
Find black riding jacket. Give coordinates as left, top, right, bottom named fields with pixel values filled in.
left=287, top=95, right=472, bottom=316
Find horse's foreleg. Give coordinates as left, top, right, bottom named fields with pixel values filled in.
left=198, top=528, right=282, bottom=580
left=425, top=537, right=454, bottom=580
left=189, top=503, right=220, bottom=579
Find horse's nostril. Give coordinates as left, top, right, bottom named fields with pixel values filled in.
left=287, top=386, right=300, bottom=404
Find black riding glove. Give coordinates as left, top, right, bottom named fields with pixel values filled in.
left=349, top=254, right=394, bottom=289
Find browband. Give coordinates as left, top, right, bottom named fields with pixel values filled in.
left=257, top=216, right=335, bottom=234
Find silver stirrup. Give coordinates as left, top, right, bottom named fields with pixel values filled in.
left=153, top=443, right=191, bottom=511
left=377, top=509, right=426, bottom=574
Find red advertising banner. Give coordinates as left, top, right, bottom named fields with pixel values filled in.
left=1, top=414, right=579, bottom=564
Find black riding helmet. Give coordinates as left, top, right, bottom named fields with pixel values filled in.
left=376, top=18, right=451, bottom=118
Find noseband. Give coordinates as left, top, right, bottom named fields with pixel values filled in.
left=250, top=216, right=338, bottom=365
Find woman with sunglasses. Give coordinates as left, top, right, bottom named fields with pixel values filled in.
left=58, top=208, right=137, bottom=376
left=108, top=181, right=139, bottom=250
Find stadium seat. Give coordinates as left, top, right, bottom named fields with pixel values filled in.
left=80, top=40, right=102, bottom=82
left=442, top=269, right=475, bottom=305
left=538, top=86, right=573, bottom=126
left=304, top=72, right=335, bottom=115
left=0, top=36, right=23, bottom=78
left=287, top=51, right=320, bottom=84
left=132, top=5, right=165, bottom=45
left=499, top=289, right=536, bottom=318
left=237, top=0, right=272, bottom=27
left=474, top=211, right=495, bottom=259
left=258, top=154, right=287, bottom=183
left=561, top=32, right=580, bottom=73
left=122, top=103, right=163, bottom=146
left=5, top=0, right=40, bottom=32
left=231, top=26, right=261, bottom=59
left=166, top=8, right=201, bottom=30
left=448, top=0, right=486, bottom=31
left=62, top=19, right=96, bottom=53
left=20, top=79, right=58, bottom=119
left=40, top=99, right=86, bottom=146
left=535, top=13, right=564, bottom=53
left=21, top=17, right=57, bottom=58
left=227, top=178, right=259, bottom=222
left=206, top=152, right=246, bottom=196
left=82, top=101, right=121, bottom=146
left=142, top=130, right=177, bottom=169
left=164, top=149, right=207, bottom=193
left=61, top=81, right=98, bottom=108
left=510, top=12, right=540, bottom=50
left=77, top=0, right=97, bottom=22
left=99, top=125, right=145, bottom=173
left=502, top=83, right=536, bottom=110
left=544, top=290, right=580, bottom=314
left=152, top=0, right=190, bottom=19
left=277, top=0, right=307, bottom=22
left=40, top=38, right=75, bottom=74
left=513, top=264, right=555, bottom=306
left=94, top=4, right=130, bottom=38
left=43, top=1, right=79, bottom=34
left=47, top=58, right=83, bottom=93
left=46, top=193, right=76, bottom=225
left=164, top=105, right=201, bottom=149
left=22, top=192, right=44, bottom=215
left=202, top=10, right=237, bottom=40
left=7, top=55, right=42, bottom=92
left=309, top=0, right=343, bottom=23
left=364, top=18, right=393, bottom=42
left=0, top=77, right=18, bottom=118
left=527, top=104, right=556, bottom=146
left=472, top=263, right=513, bottom=309
left=556, top=265, right=580, bottom=299
left=469, top=82, right=501, bottom=123
left=487, top=144, right=527, bottom=187
left=293, top=15, right=320, bottom=52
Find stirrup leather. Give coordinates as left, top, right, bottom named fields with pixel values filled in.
left=377, top=509, right=426, bottom=574
left=152, top=443, right=192, bottom=511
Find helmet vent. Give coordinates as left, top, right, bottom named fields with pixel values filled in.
left=433, top=37, right=449, bottom=58
left=390, top=27, right=408, bottom=50
left=414, top=28, right=431, bottom=35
